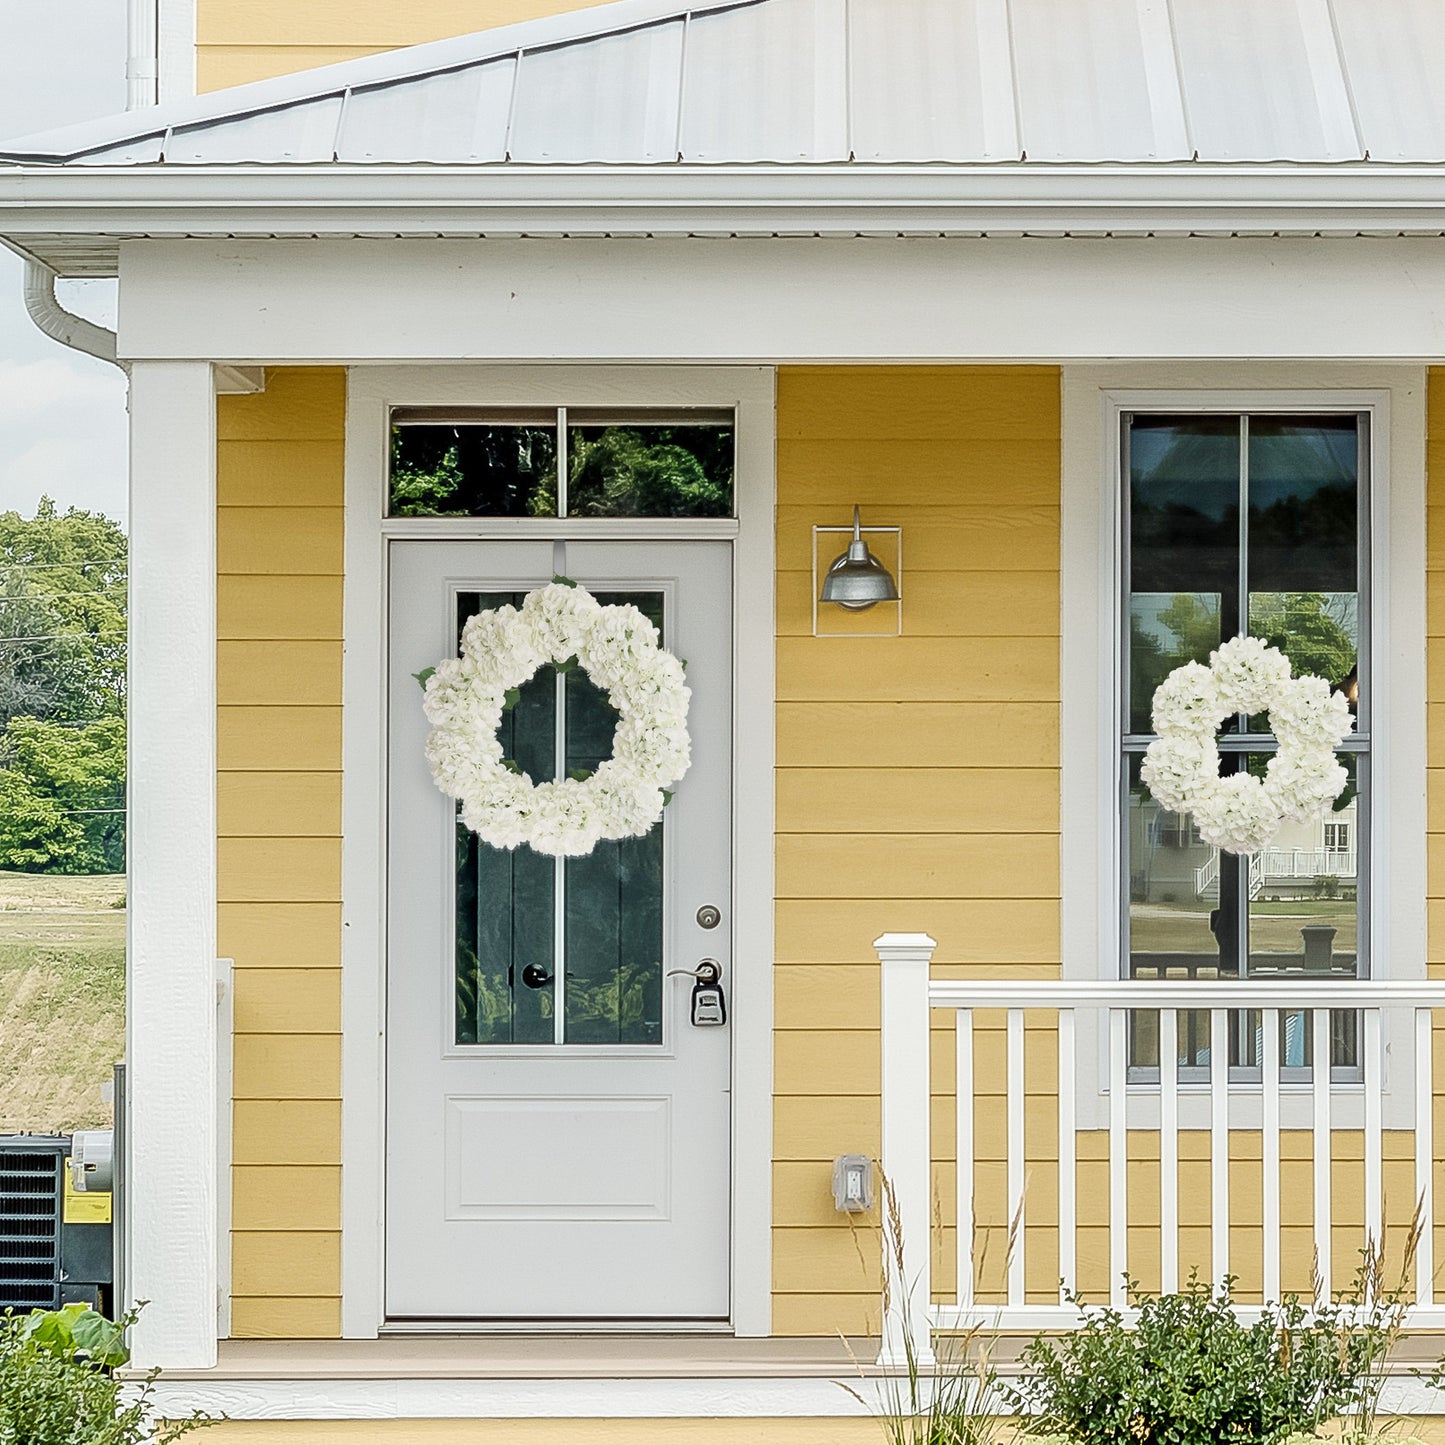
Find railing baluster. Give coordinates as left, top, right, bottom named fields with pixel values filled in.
left=1364, top=1008, right=1383, bottom=1256
left=1211, top=1006, right=1229, bottom=1293
left=1109, top=1007, right=1128, bottom=1308
left=1007, top=1008, right=1026, bottom=1307
left=1312, top=1007, right=1331, bottom=1305
left=1417, top=1006, right=1434, bottom=1308
left=1058, top=1009, right=1076, bottom=1303
left=1160, top=1008, right=1179, bottom=1295
left=1262, top=1008, right=1280, bottom=1304
left=957, top=1009, right=974, bottom=1313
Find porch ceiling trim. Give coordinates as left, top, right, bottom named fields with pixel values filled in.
left=9, top=164, right=1445, bottom=277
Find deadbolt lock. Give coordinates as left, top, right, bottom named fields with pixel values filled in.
left=696, top=905, right=722, bottom=930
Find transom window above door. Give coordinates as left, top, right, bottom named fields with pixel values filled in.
left=1122, top=412, right=1368, bottom=1073
left=388, top=408, right=735, bottom=519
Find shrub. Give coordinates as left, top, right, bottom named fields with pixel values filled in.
left=1004, top=1271, right=1402, bottom=1445
left=0, top=1304, right=215, bottom=1444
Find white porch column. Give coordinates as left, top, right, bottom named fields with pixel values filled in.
left=126, top=361, right=218, bottom=1369
left=876, top=932, right=937, bottom=1367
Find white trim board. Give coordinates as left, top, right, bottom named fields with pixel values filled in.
left=340, top=365, right=776, bottom=1339
left=115, top=237, right=1445, bottom=364
left=1059, top=365, right=1428, bottom=1129
left=140, top=1372, right=1445, bottom=1421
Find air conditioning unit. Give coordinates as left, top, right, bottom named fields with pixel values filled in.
left=0, top=1133, right=114, bottom=1315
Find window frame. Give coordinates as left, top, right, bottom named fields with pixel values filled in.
left=1119, top=407, right=1371, bottom=988
left=1059, top=368, right=1427, bottom=1131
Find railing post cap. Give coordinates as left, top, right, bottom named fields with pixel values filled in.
left=874, top=932, right=938, bottom=954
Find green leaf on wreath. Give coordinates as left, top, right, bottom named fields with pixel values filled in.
left=503, top=687, right=521, bottom=712
left=413, top=667, right=436, bottom=689
left=569, top=768, right=594, bottom=783
left=554, top=655, right=579, bottom=674
left=552, top=574, right=578, bottom=588
left=503, top=759, right=524, bottom=776
left=662, top=789, right=674, bottom=806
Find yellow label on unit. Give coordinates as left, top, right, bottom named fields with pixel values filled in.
left=62, top=1159, right=112, bottom=1225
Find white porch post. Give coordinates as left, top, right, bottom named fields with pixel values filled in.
left=126, top=361, right=218, bottom=1369
left=876, top=932, right=937, bottom=1367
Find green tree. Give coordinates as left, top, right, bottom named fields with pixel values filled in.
left=0, top=717, right=125, bottom=872
left=0, top=497, right=126, bottom=727
left=0, top=501, right=127, bottom=873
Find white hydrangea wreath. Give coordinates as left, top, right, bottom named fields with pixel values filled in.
left=1140, top=635, right=1353, bottom=856
left=420, top=579, right=690, bottom=858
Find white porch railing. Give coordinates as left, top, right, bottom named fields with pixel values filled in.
left=877, top=934, right=1445, bottom=1363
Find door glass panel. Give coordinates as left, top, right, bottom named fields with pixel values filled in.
left=453, top=589, right=666, bottom=1046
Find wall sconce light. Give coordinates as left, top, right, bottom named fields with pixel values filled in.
left=819, top=507, right=899, bottom=610
left=812, top=507, right=902, bottom=638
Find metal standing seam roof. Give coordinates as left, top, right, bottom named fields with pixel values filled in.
left=3, top=0, right=1445, bottom=169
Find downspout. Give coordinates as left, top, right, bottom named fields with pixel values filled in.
left=22, top=263, right=121, bottom=368
left=21, top=0, right=157, bottom=369
left=126, top=0, right=160, bottom=110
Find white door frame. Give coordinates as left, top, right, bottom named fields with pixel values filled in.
left=339, top=364, right=777, bottom=1338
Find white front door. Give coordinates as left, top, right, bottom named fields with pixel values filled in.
left=385, top=539, right=733, bottom=1321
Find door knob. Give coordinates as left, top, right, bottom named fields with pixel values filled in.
left=520, top=964, right=553, bottom=990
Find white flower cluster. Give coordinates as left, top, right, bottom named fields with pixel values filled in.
left=1140, top=635, right=1352, bottom=855
left=422, top=581, right=691, bottom=858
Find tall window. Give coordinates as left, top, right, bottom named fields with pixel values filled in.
left=1123, top=414, right=1367, bottom=1071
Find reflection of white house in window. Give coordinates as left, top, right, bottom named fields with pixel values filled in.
left=1129, top=793, right=1359, bottom=979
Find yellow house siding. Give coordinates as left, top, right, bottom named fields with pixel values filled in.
left=772, top=366, right=1063, bottom=1336
left=195, top=0, right=620, bottom=90
left=218, top=367, right=346, bottom=1339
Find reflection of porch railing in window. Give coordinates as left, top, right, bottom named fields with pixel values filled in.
left=1260, top=847, right=1356, bottom=881
left=876, top=935, right=1445, bottom=1365
left=1192, top=851, right=1266, bottom=900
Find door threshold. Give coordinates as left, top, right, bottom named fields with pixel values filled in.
left=381, top=1319, right=734, bottom=1336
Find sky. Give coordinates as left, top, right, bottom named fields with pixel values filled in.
left=0, top=1, right=129, bottom=523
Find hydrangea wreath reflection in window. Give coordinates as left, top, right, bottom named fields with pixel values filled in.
left=1123, top=412, right=1366, bottom=1081
left=389, top=408, right=735, bottom=519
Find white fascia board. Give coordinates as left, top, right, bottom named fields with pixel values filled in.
left=112, top=236, right=1445, bottom=363
left=7, top=165, right=1445, bottom=267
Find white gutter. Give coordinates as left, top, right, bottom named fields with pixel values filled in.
left=7, top=164, right=1445, bottom=273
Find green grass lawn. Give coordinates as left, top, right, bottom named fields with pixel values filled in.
left=0, top=871, right=124, bottom=1134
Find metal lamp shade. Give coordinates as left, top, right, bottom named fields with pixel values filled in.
left=819, top=507, right=900, bottom=611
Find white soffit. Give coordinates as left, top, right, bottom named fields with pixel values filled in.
left=4, top=0, right=1445, bottom=169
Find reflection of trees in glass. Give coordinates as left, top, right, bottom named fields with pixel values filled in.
left=566, top=958, right=660, bottom=1044
left=390, top=422, right=734, bottom=518
left=1248, top=592, right=1356, bottom=692
left=1132, top=590, right=1356, bottom=731
left=562, top=427, right=733, bottom=518
left=390, top=424, right=558, bottom=517
left=1130, top=592, right=1222, bottom=729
